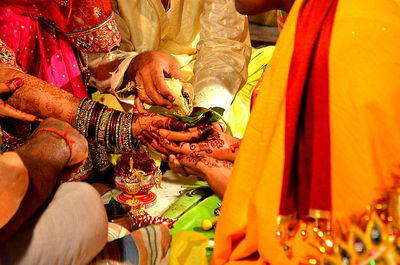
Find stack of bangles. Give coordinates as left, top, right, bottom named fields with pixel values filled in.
left=74, top=98, right=139, bottom=151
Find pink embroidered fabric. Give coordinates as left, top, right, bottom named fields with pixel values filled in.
left=0, top=7, right=87, bottom=98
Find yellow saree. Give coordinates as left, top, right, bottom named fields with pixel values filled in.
left=212, top=0, right=400, bottom=264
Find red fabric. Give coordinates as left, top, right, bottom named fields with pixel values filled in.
left=279, top=0, right=339, bottom=219
left=0, top=0, right=112, bottom=34
left=0, top=0, right=121, bottom=53
left=0, top=7, right=87, bottom=98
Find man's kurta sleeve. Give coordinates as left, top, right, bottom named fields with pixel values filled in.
left=192, top=0, right=252, bottom=110
left=83, top=2, right=138, bottom=93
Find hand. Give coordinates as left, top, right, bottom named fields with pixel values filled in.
left=33, top=118, right=88, bottom=178
left=140, top=129, right=241, bottom=162
left=190, top=107, right=226, bottom=132
left=168, top=153, right=232, bottom=198
left=0, top=78, right=39, bottom=122
left=127, top=51, right=183, bottom=108
left=133, top=113, right=216, bottom=150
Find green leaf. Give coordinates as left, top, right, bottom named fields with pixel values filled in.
left=167, top=107, right=232, bottom=135
left=105, top=198, right=126, bottom=217
left=208, top=107, right=225, bottom=123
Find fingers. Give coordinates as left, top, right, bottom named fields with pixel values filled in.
left=134, top=96, right=147, bottom=114
left=160, top=116, right=187, bottom=131
left=152, top=67, right=175, bottom=102
left=137, top=130, right=172, bottom=155
left=166, top=62, right=184, bottom=82
left=0, top=78, right=24, bottom=93
left=136, top=76, right=155, bottom=106
left=167, top=154, right=187, bottom=176
left=157, top=125, right=214, bottom=141
left=170, top=154, right=205, bottom=177
left=212, top=121, right=226, bottom=133
left=142, top=69, right=173, bottom=108
left=146, top=131, right=192, bottom=154
left=0, top=101, right=39, bottom=122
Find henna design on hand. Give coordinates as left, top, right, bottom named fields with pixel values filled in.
left=188, top=133, right=224, bottom=154
left=132, top=113, right=186, bottom=137
left=178, top=152, right=233, bottom=170
left=4, top=71, right=80, bottom=124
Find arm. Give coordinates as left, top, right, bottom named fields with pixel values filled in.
left=192, top=0, right=252, bottom=110
left=235, top=0, right=294, bottom=15
left=3, top=69, right=80, bottom=124
left=0, top=118, right=88, bottom=242
left=2, top=69, right=208, bottom=147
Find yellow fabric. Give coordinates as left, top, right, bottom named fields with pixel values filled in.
left=0, top=152, right=29, bottom=228
left=85, top=0, right=251, bottom=112
left=169, top=230, right=209, bottom=265
left=227, top=46, right=275, bottom=138
left=212, top=0, right=400, bottom=264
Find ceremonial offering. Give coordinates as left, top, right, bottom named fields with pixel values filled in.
left=114, top=151, right=161, bottom=208
left=115, top=78, right=194, bottom=116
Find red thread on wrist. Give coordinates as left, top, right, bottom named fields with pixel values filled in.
left=36, top=126, right=75, bottom=162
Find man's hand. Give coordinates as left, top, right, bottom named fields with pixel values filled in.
left=0, top=118, right=88, bottom=241
left=127, top=51, right=183, bottom=108
left=0, top=78, right=39, bottom=122
left=33, top=118, right=88, bottom=179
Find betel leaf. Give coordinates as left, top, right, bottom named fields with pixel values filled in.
left=168, top=107, right=232, bottom=135
left=105, top=197, right=126, bottom=217
left=208, top=107, right=225, bottom=123
left=168, top=107, right=223, bottom=125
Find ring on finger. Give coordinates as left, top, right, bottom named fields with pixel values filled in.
left=135, top=84, right=144, bottom=91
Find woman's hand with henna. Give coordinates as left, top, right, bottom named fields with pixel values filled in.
left=132, top=113, right=215, bottom=144
left=168, top=153, right=232, bottom=198
left=139, top=129, right=241, bottom=162
left=0, top=78, right=39, bottom=122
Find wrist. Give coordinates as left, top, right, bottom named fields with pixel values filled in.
left=16, top=131, right=69, bottom=177
left=75, top=98, right=138, bottom=151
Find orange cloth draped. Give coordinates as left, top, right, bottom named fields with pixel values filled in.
left=280, top=0, right=338, bottom=219
left=212, top=0, right=400, bottom=264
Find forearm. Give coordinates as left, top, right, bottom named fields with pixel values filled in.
left=3, top=69, right=80, bottom=124
left=235, top=0, right=294, bottom=14
left=0, top=132, right=69, bottom=241
left=193, top=0, right=251, bottom=109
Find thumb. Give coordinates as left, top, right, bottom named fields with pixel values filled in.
left=0, top=78, right=24, bottom=94
left=0, top=101, right=39, bottom=122
left=167, top=63, right=184, bottom=82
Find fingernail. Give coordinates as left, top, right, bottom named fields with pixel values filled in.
left=172, top=120, right=186, bottom=130
left=12, top=78, right=24, bottom=88
left=168, top=96, right=175, bottom=101
left=149, top=131, right=160, bottom=140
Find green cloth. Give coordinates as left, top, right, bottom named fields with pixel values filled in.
left=167, top=194, right=222, bottom=263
